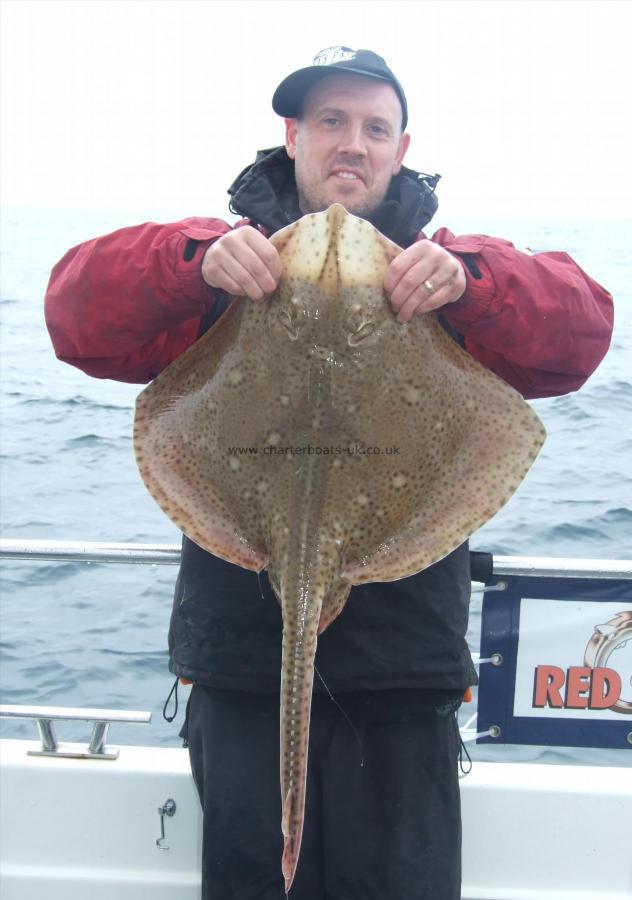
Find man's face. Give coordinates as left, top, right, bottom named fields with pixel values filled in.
left=285, top=73, right=411, bottom=218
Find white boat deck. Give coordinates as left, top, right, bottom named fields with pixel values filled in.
left=2, top=544, right=630, bottom=897
left=1, top=737, right=630, bottom=899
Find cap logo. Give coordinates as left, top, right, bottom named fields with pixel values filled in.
left=313, top=46, right=357, bottom=67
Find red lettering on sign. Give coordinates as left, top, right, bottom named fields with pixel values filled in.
left=532, top=665, right=565, bottom=708
left=589, top=667, right=622, bottom=709
left=565, top=666, right=591, bottom=708
left=532, top=665, right=623, bottom=710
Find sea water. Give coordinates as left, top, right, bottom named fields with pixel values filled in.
left=1, top=206, right=630, bottom=764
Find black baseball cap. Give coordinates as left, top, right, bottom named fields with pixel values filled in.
left=272, top=46, right=408, bottom=130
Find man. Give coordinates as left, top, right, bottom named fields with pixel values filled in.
left=45, top=47, right=613, bottom=900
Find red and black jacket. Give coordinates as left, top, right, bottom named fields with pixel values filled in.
left=44, top=148, right=614, bottom=693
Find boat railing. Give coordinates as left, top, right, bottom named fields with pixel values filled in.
left=2, top=539, right=631, bottom=752
left=0, top=704, right=151, bottom=759
left=2, top=538, right=631, bottom=578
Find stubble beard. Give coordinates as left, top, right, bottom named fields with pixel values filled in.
left=296, top=186, right=384, bottom=220
left=295, top=170, right=387, bottom=220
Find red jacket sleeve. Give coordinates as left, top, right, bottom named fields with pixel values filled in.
left=44, top=217, right=232, bottom=383
left=46, top=217, right=614, bottom=399
left=431, top=229, right=614, bottom=399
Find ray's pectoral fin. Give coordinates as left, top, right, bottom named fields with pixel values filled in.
left=269, top=217, right=302, bottom=257
left=317, top=579, right=352, bottom=635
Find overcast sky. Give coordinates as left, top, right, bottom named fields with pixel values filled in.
left=2, top=0, right=631, bottom=222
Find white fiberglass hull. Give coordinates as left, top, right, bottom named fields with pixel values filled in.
left=1, top=738, right=630, bottom=900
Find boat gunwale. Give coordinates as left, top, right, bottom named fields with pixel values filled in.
left=1, top=539, right=631, bottom=579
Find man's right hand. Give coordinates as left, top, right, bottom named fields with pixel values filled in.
left=201, top=226, right=282, bottom=301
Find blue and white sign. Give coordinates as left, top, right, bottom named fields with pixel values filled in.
left=477, top=575, right=632, bottom=749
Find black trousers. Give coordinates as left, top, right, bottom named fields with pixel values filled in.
left=185, top=685, right=463, bottom=900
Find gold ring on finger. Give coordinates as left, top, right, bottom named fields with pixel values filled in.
left=423, top=279, right=435, bottom=293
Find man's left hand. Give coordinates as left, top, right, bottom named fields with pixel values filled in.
left=384, top=241, right=467, bottom=323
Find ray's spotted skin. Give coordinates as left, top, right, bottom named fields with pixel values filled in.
left=134, top=204, right=546, bottom=892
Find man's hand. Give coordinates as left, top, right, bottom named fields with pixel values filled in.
left=384, top=241, right=467, bottom=323
left=201, top=227, right=282, bottom=301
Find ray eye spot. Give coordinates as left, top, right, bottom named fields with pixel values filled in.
left=402, top=385, right=422, bottom=405
left=348, top=323, right=374, bottom=346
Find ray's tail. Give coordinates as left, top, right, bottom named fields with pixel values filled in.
left=279, top=597, right=320, bottom=894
